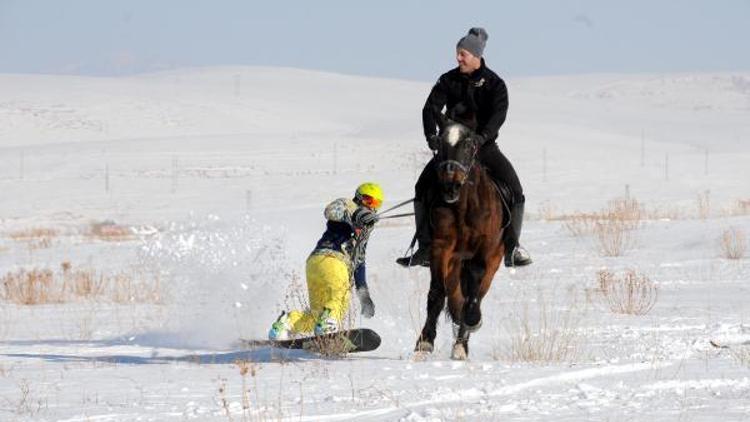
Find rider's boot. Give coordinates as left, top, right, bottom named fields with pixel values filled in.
left=504, top=200, right=533, bottom=267
left=396, top=200, right=431, bottom=267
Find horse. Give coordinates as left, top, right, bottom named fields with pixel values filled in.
left=415, top=120, right=506, bottom=360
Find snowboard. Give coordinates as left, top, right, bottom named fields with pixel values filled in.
left=240, top=328, right=381, bottom=354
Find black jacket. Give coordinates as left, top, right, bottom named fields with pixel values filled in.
left=422, top=59, right=509, bottom=144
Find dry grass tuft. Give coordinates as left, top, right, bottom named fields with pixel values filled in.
left=725, top=199, right=750, bottom=217
left=645, top=205, right=685, bottom=221
left=1, top=263, right=161, bottom=305
left=88, top=221, right=134, bottom=242
left=720, top=227, right=747, bottom=260
left=494, top=289, right=585, bottom=363
left=305, top=332, right=359, bottom=358
left=8, top=228, right=58, bottom=250
left=552, top=197, right=642, bottom=247
left=729, top=347, right=750, bottom=368
left=1, top=269, right=60, bottom=305
left=596, top=269, right=658, bottom=315
left=537, top=201, right=557, bottom=221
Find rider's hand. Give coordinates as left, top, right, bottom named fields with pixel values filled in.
left=357, top=287, right=375, bottom=318
left=427, top=134, right=440, bottom=151
left=352, top=208, right=379, bottom=227
left=472, top=133, right=487, bottom=147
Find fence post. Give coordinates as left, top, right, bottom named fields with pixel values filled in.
left=704, top=147, right=709, bottom=176
left=640, top=129, right=645, bottom=167
left=251, top=189, right=253, bottom=213
left=171, top=155, right=179, bottom=194
left=333, top=143, right=338, bottom=175
left=233, top=74, right=241, bottom=98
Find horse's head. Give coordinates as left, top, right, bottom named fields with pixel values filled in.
left=435, top=121, right=478, bottom=204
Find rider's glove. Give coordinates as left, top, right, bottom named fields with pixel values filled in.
left=352, top=208, right=379, bottom=227
left=472, top=133, right=487, bottom=147
left=427, top=134, right=440, bottom=151
left=356, top=287, right=375, bottom=318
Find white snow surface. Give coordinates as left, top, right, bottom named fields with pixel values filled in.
left=0, top=67, right=749, bottom=421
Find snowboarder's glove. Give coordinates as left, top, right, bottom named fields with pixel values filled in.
left=357, top=287, right=375, bottom=318
left=352, top=208, right=379, bottom=227
left=427, top=134, right=440, bottom=151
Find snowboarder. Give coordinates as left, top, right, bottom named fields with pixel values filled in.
left=397, top=27, right=532, bottom=268
left=268, top=183, right=384, bottom=340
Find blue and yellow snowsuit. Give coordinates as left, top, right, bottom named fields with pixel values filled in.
left=286, top=198, right=372, bottom=334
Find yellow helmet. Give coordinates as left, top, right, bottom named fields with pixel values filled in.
left=354, top=182, right=384, bottom=210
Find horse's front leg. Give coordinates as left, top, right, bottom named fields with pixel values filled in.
left=449, top=259, right=486, bottom=360
left=415, top=235, right=455, bottom=353
left=462, top=258, right=487, bottom=331
left=415, top=272, right=445, bottom=353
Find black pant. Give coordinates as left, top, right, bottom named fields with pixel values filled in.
left=415, top=142, right=524, bottom=204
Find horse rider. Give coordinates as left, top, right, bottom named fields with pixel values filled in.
left=397, top=27, right=532, bottom=268
left=269, top=183, right=383, bottom=340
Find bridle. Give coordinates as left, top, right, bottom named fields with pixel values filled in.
left=436, top=130, right=479, bottom=188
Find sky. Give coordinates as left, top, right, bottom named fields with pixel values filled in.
left=1, top=0, right=749, bottom=81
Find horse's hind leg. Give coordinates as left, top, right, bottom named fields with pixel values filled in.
left=415, top=275, right=446, bottom=353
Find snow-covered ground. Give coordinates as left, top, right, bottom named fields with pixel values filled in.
left=0, top=67, right=749, bottom=421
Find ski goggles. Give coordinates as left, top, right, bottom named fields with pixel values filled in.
left=359, top=194, right=382, bottom=210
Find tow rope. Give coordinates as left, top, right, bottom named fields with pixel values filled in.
left=377, top=198, right=414, bottom=217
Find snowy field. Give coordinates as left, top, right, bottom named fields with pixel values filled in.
left=0, top=67, right=749, bottom=421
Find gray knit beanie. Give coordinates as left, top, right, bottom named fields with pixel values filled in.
left=456, top=27, right=488, bottom=57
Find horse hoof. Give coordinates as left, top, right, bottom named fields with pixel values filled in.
left=464, top=319, right=483, bottom=333
left=414, top=340, right=434, bottom=353
left=451, top=343, right=468, bottom=360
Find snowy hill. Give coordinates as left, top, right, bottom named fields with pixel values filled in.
left=0, top=67, right=748, bottom=420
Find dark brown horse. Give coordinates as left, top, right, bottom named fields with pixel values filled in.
left=415, top=121, right=505, bottom=360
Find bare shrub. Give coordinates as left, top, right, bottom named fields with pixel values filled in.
left=604, top=197, right=642, bottom=230
left=560, top=212, right=600, bottom=237
left=720, top=227, right=747, bottom=260
left=1, top=263, right=162, bottom=305
left=494, top=289, right=584, bottom=363
left=597, top=269, right=657, bottom=315
left=696, top=190, right=711, bottom=220
left=594, top=219, right=634, bottom=257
